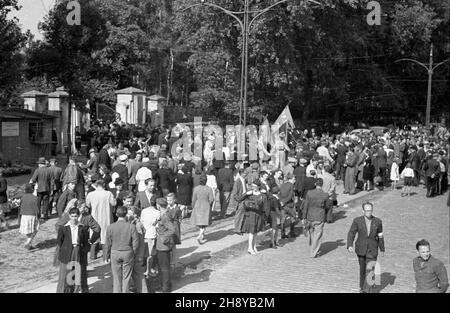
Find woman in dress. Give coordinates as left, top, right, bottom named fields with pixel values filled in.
left=175, top=165, right=193, bottom=218
left=192, top=164, right=204, bottom=188
left=240, top=181, right=265, bottom=255
left=191, top=175, right=214, bottom=244
left=205, top=166, right=218, bottom=213
left=19, top=184, right=40, bottom=250
left=390, top=157, right=400, bottom=190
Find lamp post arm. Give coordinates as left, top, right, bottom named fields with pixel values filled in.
left=394, top=58, right=429, bottom=72
left=432, top=59, right=450, bottom=72
left=248, top=0, right=288, bottom=30
left=181, top=2, right=244, bottom=31
left=248, top=0, right=322, bottom=30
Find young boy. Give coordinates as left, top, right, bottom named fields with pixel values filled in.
left=140, top=197, right=161, bottom=277
left=400, top=162, right=415, bottom=197
left=166, top=193, right=182, bottom=270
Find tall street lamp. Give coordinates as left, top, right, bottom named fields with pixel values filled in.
left=395, top=43, right=450, bottom=127
left=182, top=0, right=322, bottom=128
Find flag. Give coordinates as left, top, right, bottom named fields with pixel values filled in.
left=272, top=105, right=295, bottom=132
left=271, top=106, right=295, bottom=145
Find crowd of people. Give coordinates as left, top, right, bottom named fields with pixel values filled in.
left=1, top=119, right=449, bottom=293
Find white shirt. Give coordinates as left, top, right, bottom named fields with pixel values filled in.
left=206, top=174, right=217, bottom=190
left=140, top=207, right=161, bottom=239
left=135, top=167, right=153, bottom=192
left=401, top=168, right=415, bottom=178
left=316, top=145, right=333, bottom=162
left=65, top=221, right=79, bottom=245
left=306, top=163, right=316, bottom=177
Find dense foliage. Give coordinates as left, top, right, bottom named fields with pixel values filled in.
left=1, top=0, right=449, bottom=125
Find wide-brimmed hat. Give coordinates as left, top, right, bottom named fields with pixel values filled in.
left=288, top=157, right=297, bottom=163
left=36, top=157, right=46, bottom=164
left=119, top=154, right=128, bottom=162
left=114, top=177, right=124, bottom=185
left=89, top=148, right=96, bottom=154
left=299, top=158, right=307, bottom=164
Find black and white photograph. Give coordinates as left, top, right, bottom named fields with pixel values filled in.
left=0, top=0, right=449, bottom=296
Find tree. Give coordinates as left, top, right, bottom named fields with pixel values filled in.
left=0, top=0, right=28, bottom=106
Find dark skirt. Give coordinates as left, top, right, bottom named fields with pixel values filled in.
left=241, top=211, right=264, bottom=234
left=404, top=177, right=413, bottom=186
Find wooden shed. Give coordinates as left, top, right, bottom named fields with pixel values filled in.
left=0, top=108, right=56, bottom=165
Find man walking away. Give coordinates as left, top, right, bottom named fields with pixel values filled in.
left=301, top=178, right=333, bottom=258
left=104, top=206, right=139, bottom=293
left=30, top=157, right=52, bottom=220
left=217, top=161, right=235, bottom=219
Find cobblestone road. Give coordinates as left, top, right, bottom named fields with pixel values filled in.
left=173, top=187, right=450, bottom=293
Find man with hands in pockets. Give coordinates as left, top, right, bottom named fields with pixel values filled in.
left=347, top=201, right=385, bottom=293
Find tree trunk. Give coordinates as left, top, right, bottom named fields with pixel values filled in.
left=302, top=67, right=313, bottom=124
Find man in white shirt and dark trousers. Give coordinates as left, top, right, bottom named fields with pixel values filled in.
left=140, top=195, right=161, bottom=277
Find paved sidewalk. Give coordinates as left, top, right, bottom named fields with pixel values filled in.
left=173, top=187, right=450, bottom=293
left=23, top=183, right=373, bottom=293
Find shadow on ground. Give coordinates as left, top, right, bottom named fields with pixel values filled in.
left=318, top=239, right=346, bottom=257
left=372, top=272, right=396, bottom=293
left=36, top=239, right=58, bottom=250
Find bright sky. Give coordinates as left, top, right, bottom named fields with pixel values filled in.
left=7, top=0, right=56, bottom=40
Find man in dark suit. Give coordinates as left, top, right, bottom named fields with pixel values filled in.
left=347, top=201, right=385, bottom=293
left=134, top=178, right=161, bottom=210
left=300, top=169, right=317, bottom=202
left=294, top=158, right=307, bottom=196
left=112, top=154, right=129, bottom=191
left=98, top=144, right=112, bottom=171
left=335, top=139, right=348, bottom=180
left=375, top=145, right=387, bottom=189
left=30, top=157, right=52, bottom=220
left=344, top=148, right=358, bottom=194
left=56, top=181, right=77, bottom=217
left=217, top=161, right=234, bottom=219
left=48, top=158, right=63, bottom=216
left=409, top=147, right=421, bottom=186
left=154, top=159, right=175, bottom=196
left=279, top=173, right=297, bottom=238
left=423, top=153, right=441, bottom=197
left=56, top=207, right=90, bottom=293
left=416, top=143, right=427, bottom=183
left=301, top=178, right=333, bottom=258
left=232, top=168, right=250, bottom=233
left=104, top=206, right=139, bottom=293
